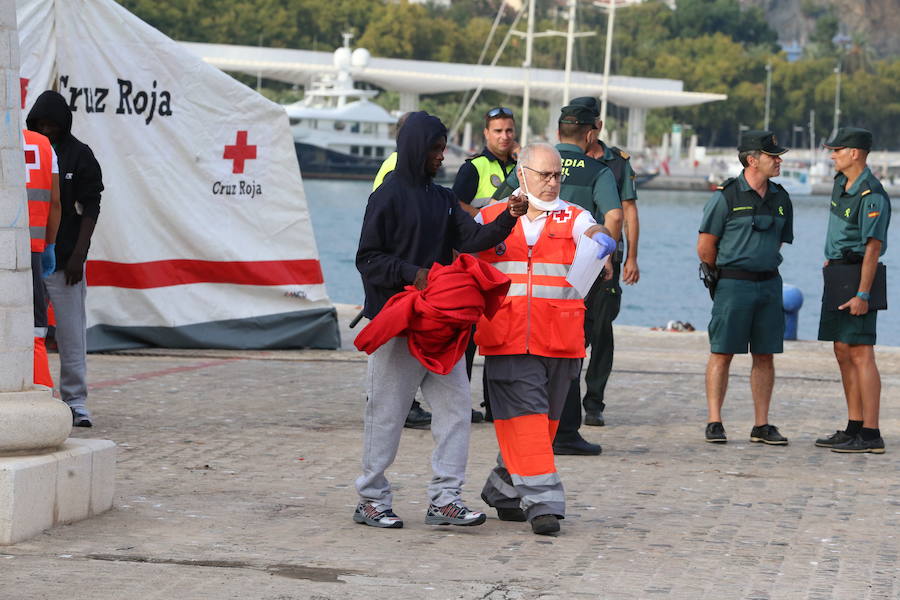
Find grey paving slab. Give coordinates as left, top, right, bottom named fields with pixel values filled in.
left=1, top=305, right=899, bottom=599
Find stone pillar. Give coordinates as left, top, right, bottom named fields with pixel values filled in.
left=398, top=92, right=419, bottom=113
left=626, top=106, right=647, bottom=153
left=0, top=0, right=115, bottom=545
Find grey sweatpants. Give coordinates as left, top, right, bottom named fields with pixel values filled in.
left=355, top=336, right=472, bottom=509
left=44, top=267, right=88, bottom=409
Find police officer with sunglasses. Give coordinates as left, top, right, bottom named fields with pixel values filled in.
left=697, top=130, right=794, bottom=446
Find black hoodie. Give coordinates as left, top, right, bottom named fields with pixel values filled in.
left=356, top=111, right=517, bottom=318
left=26, top=91, right=103, bottom=268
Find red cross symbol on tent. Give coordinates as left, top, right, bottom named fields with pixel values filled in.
left=223, top=130, right=257, bottom=174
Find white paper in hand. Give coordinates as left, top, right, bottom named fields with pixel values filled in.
left=566, top=235, right=608, bottom=298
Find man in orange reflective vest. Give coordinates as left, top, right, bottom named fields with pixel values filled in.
left=23, top=129, right=61, bottom=388
left=474, top=143, right=616, bottom=535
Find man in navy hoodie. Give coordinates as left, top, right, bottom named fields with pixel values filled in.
left=354, top=111, right=526, bottom=529
left=27, top=90, right=103, bottom=427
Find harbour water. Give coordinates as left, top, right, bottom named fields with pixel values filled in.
left=305, top=179, right=899, bottom=347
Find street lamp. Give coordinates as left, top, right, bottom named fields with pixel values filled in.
left=832, top=60, right=842, bottom=139
left=763, top=62, right=772, bottom=130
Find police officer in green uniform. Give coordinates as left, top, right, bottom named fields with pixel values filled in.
left=697, top=131, right=793, bottom=446
left=815, top=127, right=891, bottom=454
left=568, top=96, right=640, bottom=428
left=453, top=107, right=517, bottom=216
left=495, top=103, right=622, bottom=454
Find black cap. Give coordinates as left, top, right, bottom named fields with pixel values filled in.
left=737, top=130, right=788, bottom=155
left=569, top=96, right=600, bottom=116
left=824, top=127, right=873, bottom=150
left=559, top=104, right=598, bottom=128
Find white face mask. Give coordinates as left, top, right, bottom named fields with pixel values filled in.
left=520, top=169, right=559, bottom=212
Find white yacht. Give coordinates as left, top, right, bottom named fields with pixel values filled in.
left=284, top=41, right=397, bottom=179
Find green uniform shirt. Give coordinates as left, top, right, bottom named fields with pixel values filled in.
left=824, top=166, right=891, bottom=259
left=699, top=171, right=793, bottom=271
left=597, top=141, right=637, bottom=202
left=493, top=143, right=620, bottom=225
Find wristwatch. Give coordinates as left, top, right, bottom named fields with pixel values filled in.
left=856, top=291, right=871, bottom=301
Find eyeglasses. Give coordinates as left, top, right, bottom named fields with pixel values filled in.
left=522, top=165, right=562, bottom=183
left=486, top=107, right=514, bottom=119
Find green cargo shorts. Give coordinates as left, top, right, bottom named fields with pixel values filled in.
left=817, top=308, right=877, bottom=345
left=708, top=277, right=784, bottom=355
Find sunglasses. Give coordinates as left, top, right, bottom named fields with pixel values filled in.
left=522, top=165, right=562, bottom=183
left=486, top=107, right=514, bottom=119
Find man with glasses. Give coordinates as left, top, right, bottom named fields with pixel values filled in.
left=474, top=142, right=617, bottom=534
left=454, top=107, right=518, bottom=422
left=697, top=130, right=793, bottom=445
left=491, top=103, right=622, bottom=455
left=816, top=127, right=890, bottom=454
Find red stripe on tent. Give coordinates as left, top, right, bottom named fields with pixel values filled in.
left=86, top=259, right=324, bottom=289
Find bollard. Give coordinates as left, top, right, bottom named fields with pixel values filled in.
left=782, top=284, right=803, bottom=340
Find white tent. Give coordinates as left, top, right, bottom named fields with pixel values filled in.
left=16, top=0, right=340, bottom=351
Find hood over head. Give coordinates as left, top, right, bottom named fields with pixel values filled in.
left=26, top=90, right=73, bottom=137
left=395, top=111, right=447, bottom=186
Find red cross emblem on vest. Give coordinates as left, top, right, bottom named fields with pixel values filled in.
left=24, top=142, right=40, bottom=185
left=223, top=131, right=257, bottom=174
left=551, top=207, right=573, bottom=224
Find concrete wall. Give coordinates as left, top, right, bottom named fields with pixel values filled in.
left=0, top=0, right=33, bottom=392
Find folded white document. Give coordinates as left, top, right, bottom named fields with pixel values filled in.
left=566, top=235, right=608, bottom=298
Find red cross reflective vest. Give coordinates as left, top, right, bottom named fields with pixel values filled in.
left=23, top=129, right=54, bottom=253
left=474, top=200, right=586, bottom=358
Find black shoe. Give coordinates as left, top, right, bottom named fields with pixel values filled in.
left=584, top=410, right=605, bottom=427
left=404, top=403, right=431, bottom=430
left=553, top=435, right=601, bottom=456
left=530, top=514, right=560, bottom=535
left=705, top=421, right=727, bottom=443
left=71, top=407, right=93, bottom=428
left=815, top=430, right=853, bottom=448
left=831, top=434, right=885, bottom=454
left=749, top=424, right=789, bottom=445
left=471, top=409, right=484, bottom=423
left=480, top=492, right=527, bottom=521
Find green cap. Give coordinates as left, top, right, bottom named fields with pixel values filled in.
left=737, top=130, right=788, bottom=155
left=568, top=96, right=600, bottom=116
left=559, top=104, right=598, bottom=127
left=824, top=127, right=872, bottom=150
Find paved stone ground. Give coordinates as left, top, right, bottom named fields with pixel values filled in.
left=2, top=305, right=899, bottom=599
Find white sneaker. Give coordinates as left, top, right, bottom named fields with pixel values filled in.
left=424, top=500, right=486, bottom=526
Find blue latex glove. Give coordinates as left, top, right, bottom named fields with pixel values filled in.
left=40, top=243, right=56, bottom=278
left=591, top=232, right=617, bottom=259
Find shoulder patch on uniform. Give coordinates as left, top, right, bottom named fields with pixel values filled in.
left=868, top=211, right=881, bottom=218
left=861, top=189, right=872, bottom=197
left=618, top=149, right=630, bottom=160
left=718, top=177, right=737, bottom=190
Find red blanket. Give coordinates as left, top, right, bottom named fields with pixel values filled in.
left=354, top=254, right=511, bottom=374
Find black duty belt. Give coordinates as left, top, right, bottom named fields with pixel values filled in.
left=718, top=268, right=778, bottom=282
left=828, top=258, right=862, bottom=265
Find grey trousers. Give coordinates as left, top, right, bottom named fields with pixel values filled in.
left=481, top=354, right=579, bottom=520
left=355, top=336, right=472, bottom=509
left=44, top=268, right=88, bottom=409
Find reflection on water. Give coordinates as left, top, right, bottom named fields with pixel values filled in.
left=304, top=179, right=898, bottom=346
